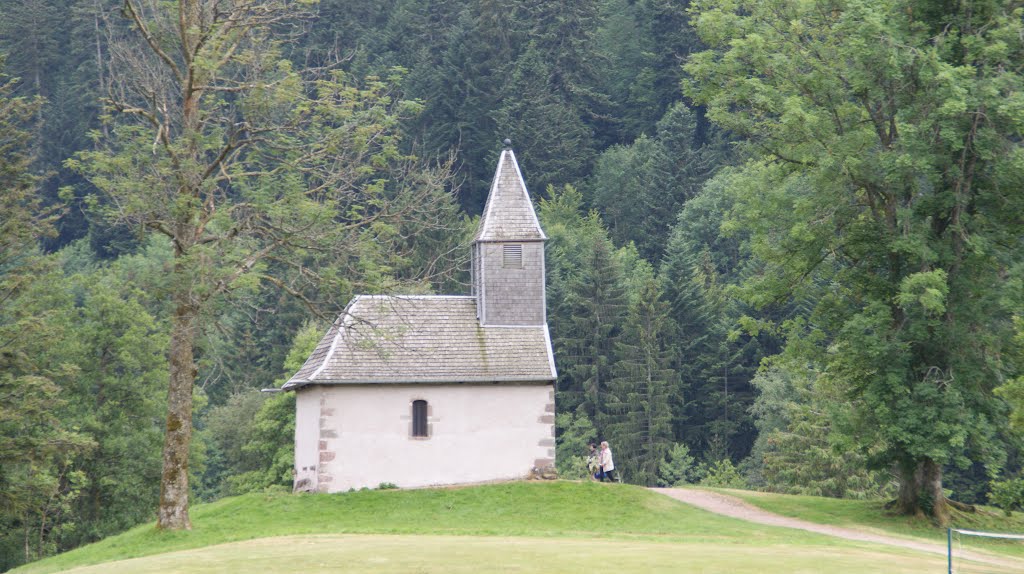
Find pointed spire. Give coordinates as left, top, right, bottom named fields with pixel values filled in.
left=474, top=143, right=547, bottom=242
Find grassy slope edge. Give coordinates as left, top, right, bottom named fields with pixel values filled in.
left=721, top=488, right=1024, bottom=558
left=12, top=482, right=1024, bottom=573
left=14, top=482, right=802, bottom=573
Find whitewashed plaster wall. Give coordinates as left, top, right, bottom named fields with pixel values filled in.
left=293, top=383, right=555, bottom=492
left=293, top=391, right=320, bottom=491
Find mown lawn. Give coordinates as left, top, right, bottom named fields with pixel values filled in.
left=50, top=534, right=965, bottom=574
left=12, top=482, right=1024, bottom=574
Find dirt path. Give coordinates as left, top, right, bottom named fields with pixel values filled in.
left=652, top=488, right=1023, bottom=572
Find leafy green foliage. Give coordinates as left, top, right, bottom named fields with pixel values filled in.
left=561, top=234, right=628, bottom=426
left=557, top=456, right=593, bottom=481
left=0, top=59, right=55, bottom=292
left=2, top=0, right=1021, bottom=559
left=541, top=185, right=624, bottom=424
left=988, top=478, right=1024, bottom=516
left=749, top=361, right=893, bottom=499
left=0, top=375, right=95, bottom=570
left=66, top=0, right=466, bottom=530
left=554, top=411, right=597, bottom=478
left=223, top=393, right=296, bottom=495
left=661, top=179, right=765, bottom=461
left=0, top=60, right=96, bottom=570
left=686, top=0, right=1024, bottom=521
left=58, top=268, right=168, bottom=547
left=0, top=0, right=103, bottom=249
left=203, top=321, right=322, bottom=496
left=995, top=316, right=1024, bottom=432
left=493, top=43, right=595, bottom=196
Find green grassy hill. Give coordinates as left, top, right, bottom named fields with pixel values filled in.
left=12, top=482, right=1024, bottom=574
left=728, top=487, right=1024, bottom=555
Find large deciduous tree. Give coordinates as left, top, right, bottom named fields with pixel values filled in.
left=686, top=0, right=1024, bottom=523
left=70, top=0, right=457, bottom=530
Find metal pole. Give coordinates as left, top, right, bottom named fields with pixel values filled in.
left=947, top=528, right=952, bottom=574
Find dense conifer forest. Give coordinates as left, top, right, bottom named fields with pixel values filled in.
left=1, top=0, right=1022, bottom=569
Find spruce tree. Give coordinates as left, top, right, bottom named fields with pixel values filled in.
left=606, top=273, right=679, bottom=485
left=661, top=181, right=764, bottom=460
left=560, top=234, right=627, bottom=428
left=493, top=43, right=595, bottom=196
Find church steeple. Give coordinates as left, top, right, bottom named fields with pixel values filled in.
left=474, top=140, right=547, bottom=243
left=472, top=142, right=547, bottom=326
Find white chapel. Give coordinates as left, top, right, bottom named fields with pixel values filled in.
left=283, top=142, right=557, bottom=492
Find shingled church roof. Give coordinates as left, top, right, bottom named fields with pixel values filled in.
left=284, top=143, right=555, bottom=390
left=473, top=147, right=547, bottom=242
left=283, top=295, right=556, bottom=389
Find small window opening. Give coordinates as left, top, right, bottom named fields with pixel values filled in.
left=503, top=244, right=523, bottom=268
left=412, top=400, right=428, bottom=437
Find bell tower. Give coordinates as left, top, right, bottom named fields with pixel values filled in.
left=472, top=141, right=547, bottom=326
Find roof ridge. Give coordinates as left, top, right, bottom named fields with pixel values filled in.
left=355, top=294, right=474, bottom=300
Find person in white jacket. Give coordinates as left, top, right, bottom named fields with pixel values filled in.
left=599, top=441, right=616, bottom=482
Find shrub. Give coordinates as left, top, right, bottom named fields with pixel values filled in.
left=657, top=443, right=697, bottom=487
left=988, top=478, right=1024, bottom=516
left=699, top=459, right=747, bottom=489
left=555, top=411, right=597, bottom=477
left=557, top=455, right=591, bottom=480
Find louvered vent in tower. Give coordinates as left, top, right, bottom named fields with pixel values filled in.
left=503, top=244, right=523, bottom=268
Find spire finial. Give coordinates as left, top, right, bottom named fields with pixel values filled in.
left=503, top=138, right=512, bottom=149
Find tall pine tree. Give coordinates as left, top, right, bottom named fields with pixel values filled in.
left=606, top=272, right=679, bottom=485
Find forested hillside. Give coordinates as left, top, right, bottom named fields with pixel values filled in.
left=1, top=0, right=1022, bottom=570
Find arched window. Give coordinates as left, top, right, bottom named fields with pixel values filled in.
left=411, top=400, right=428, bottom=438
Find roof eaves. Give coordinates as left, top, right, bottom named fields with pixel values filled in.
left=357, top=294, right=475, bottom=301
left=290, top=376, right=556, bottom=386
left=308, top=297, right=358, bottom=382
left=473, top=239, right=546, bottom=244
left=543, top=324, right=558, bottom=380
left=282, top=296, right=360, bottom=390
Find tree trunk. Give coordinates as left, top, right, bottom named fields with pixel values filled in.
left=157, top=287, right=198, bottom=530
left=895, top=458, right=950, bottom=525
